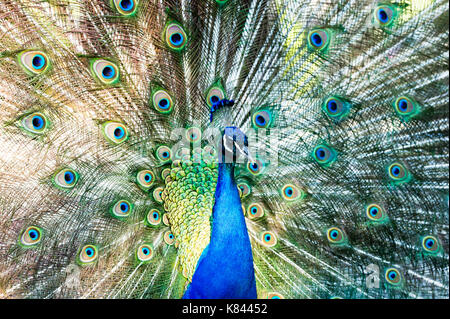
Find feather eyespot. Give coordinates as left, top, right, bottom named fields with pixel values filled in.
left=387, top=162, right=410, bottom=184
left=307, top=29, right=330, bottom=51
left=164, top=21, right=187, bottom=51
left=112, top=0, right=138, bottom=16
left=421, top=236, right=441, bottom=255
left=17, top=50, right=51, bottom=75
left=281, top=184, right=304, bottom=202
left=146, top=209, right=162, bottom=227
left=136, top=170, right=155, bottom=190
left=247, top=159, right=264, bottom=175
left=247, top=203, right=264, bottom=219
left=162, top=213, right=170, bottom=226
left=136, top=243, right=153, bottom=262
left=156, top=146, right=172, bottom=162
left=78, top=245, right=98, bottom=265
left=20, top=112, right=49, bottom=135
left=164, top=231, right=175, bottom=245
left=261, top=231, right=277, bottom=247
left=323, top=96, right=351, bottom=121
left=53, top=168, right=79, bottom=189
left=90, top=59, right=120, bottom=85
left=161, top=168, right=171, bottom=180
left=393, top=96, right=420, bottom=121
left=366, top=204, right=388, bottom=223
left=326, top=227, right=346, bottom=245
left=206, top=83, right=226, bottom=108
left=237, top=182, right=251, bottom=198
left=313, top=144, right=337, bottom=166
left=186, top=127, right=201, bottom=143
left=385, top=268, right=403, bottom=286
left=151, top=89, right=174, bottom=114
left=19, top=226, right=42, bottom=247
left=111, top=200, right=132, bottom=219
left=153, top=187, right=164, bottom=203
left=267, top=292, right=284, bottom=299
left=374, top=4, right=397, bottom=27
left=252, top=109, right=275, bottom=129
left=102, top=121, right=128, bottom=145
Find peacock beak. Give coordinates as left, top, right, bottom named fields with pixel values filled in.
left=221, top=126, right=253, bottom=164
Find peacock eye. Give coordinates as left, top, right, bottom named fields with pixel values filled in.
left=326, top=227, right=346, bottom=244
left=153, top=187, right=164, bottom=203
left=237, top=182, right=251, bottom=198
left=186, top=127, right=201, bottom=143
left=53, top=168, right=79, bottom=189
left=112, top=0, right=138, bottom=16
left=136, top=243, right=153, bottom=262
left=281, top=184, right=304, bottom=202
left=79, top=245, right=98, bottom=264
left=261, top=231, right=277, bottom=247
left=162, top=213, right=170, bottom=226
left=385, top=268, right=402, bottom=286
left=387, top=162, right=410, bottom=184
left=161, top=168, right=171, bottom=180
left=111, top=200, right=132, bottom=218
left=17, top=50, right=51, bottom=75
left=164, top=231, right=175, bottom=245
left=20, top=226, right=42, bottom=247
left=247, top=203, right=264, bottom=220
left=252, top=110, right=273, bottom=129
left=136, top=170, right=155, bottom=189
left=307, top=29, right=330, bottom=51
left=205, top=82, right=226, bottom=108
left=152, top=89, right=174, bottom=114
left=90, top=59, right=120, bottom=85
left=20, top=112, right=49, bottom=134
left=102, top=121, right=128, bottom=145
left=375, top=5, right=396, bottom=26
left=267, top=292, right=284, bottom=299
left=422, top=235, right=440, bottom=254
left=156, top=146, right=172, bottom=162
left=390, top=165, right=402, bottom=177
left=146, top=209, right=162, bottom=227
left=323, top=96, right=351, bottom=120
left=327, top=99, right=340, bottom=113
left=313, top=144, right=337, bottom=166
left=164, top=22, right=188, bottom=51
left=393, top=96, right=420, bottom=120
left=365, top=203, right=388, bottom=223
left=247, top=159, right=263, bottom=175
left=206, top=146, right=217, bottom=157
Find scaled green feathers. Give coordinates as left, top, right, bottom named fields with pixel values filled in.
left=0, top=0, right=448, bottom=299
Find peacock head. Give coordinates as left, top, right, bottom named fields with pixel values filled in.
left=220, top=126, right=252, bottom=164
left=210, top=99, right=252, bottom=164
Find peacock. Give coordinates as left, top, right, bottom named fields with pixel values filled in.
left=0, top=0, right=448, bottom=299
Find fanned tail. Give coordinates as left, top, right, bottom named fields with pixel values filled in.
left=0, top=0, right=448, bottom=299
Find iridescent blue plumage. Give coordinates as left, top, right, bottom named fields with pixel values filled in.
left=184, top=162, right=256, bottom=298
left=0, top=0, right=448, bottom=300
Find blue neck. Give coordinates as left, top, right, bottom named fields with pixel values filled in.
left=183, top=163, right=257, bottom=299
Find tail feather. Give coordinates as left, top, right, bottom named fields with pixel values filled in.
left=0, top=0, right=448, bottom=299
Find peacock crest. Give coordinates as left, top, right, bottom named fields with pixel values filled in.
left=0, top=0, right=448, bottom=299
